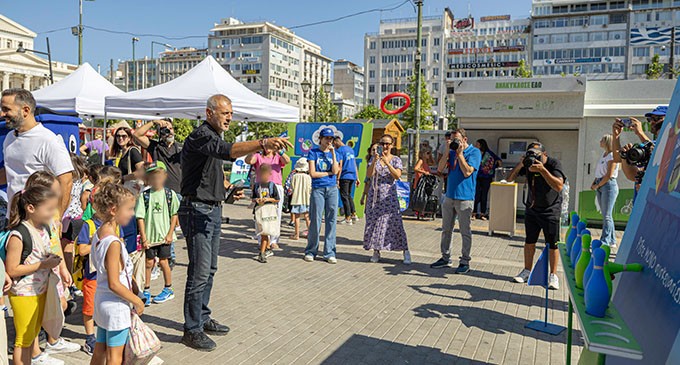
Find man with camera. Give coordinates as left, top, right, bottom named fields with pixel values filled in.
left=134, top=118, right=183, bottom=193
left=507, top=142, right=565, bottom=289
left=612, top=106, right=665, bottom=197
left=431, top=128, right=481, bottom=274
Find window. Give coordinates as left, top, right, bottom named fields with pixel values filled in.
left=433, top=82, right=439, bottom=91
left=570, top=33, right=587, bottom=42
left=650, top=0, right=663, bottom=9
left=535, top=35, right=550, bottom=44
left=434, top=37, right=440, bottom=46
left=608, top=63, right=624, bottom=73
left=551, top=34, right=568, bottom=43
left=610, top=13, right=627, bottom=24
left=370, top=41, right=376, bottom=50
left=632, top=0, right=648, bottom=10
left=369, top=56, right=375, bottom=64
left=572, top=4, right=588, bottom=12
left=369, top=70, right=375, bottom=78
left=635, top=12, right=652, bottom=22
left=657, top=11, right=672, bottom=21
left=590, top=15, right=608, bottom=25
left=368, top=85, right=375, bottom=92
left=609, top=31, right=625, bottom=41
left=534, top=20, right=550, bottom=28
left=433, top=68, right=439, bottom=76
left=433, top=98, right=438, bottom=106
left=433, top=53, right=440, bottom=61
left=610, top=1, right=625, bottom=9
left=633, top=64, right=648, bottom=74
left=553, top=5, right=569, bottom=13
left=590, top=32, right=606, bottom=41
left=554, top=18, right=569, bottom=27
left=591, top=2, right=607, bottom=10
left=654, top=46, right=670, bottom=56
left=570, top=16, right=588, bottom=27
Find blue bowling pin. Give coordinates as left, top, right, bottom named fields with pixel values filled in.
left=574, top=229, right=591, bottom=265
left=568, top=221, right=586, bottom=259
left=585, top=247, right=610, bottom=318
left=566, top=214, right=579, bottom=255
left=570, top=223, right=586, bottom=267
left=583, top=239, right=602, bottom=288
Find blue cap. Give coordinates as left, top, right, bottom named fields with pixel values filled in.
left=319, top=127, right=335, bottom=138
left=645, top=105, right=668, bottom=117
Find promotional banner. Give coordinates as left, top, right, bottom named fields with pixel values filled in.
left=610, top=83, right=680, bottom=364
left=229, top=157, right=251, bottom=185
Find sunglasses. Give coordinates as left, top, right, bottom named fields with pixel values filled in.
left=379, top=142, right=392, bottom=146
left=115, top=134, right=129, bottom=138
left=647, top=116, right=663, bottom=122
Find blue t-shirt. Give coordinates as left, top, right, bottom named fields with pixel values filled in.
left=308, top=148, right=337, bottom=188
left=446, top=145, right=482, bottom=201
left=77, top=219, right=125, bottom=280
left=337, top=145, right=358, bottom=181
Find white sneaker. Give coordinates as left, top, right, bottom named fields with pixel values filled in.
left=403, top=250, right=412, bottom=265
left=45, top=337, right=81, bottom=354
left=370, top=250, right=380, bottom=263
left=548, top=273, right=560, bottom=290
left=513, top=269, right=531, bottom=283
left=339, top=219, right=353, bottom=225
left=326, top=257, right=338, bottom=264
left=32, top=352, right=65, bottom=365
left=151, top=266, right=160, bottom=281
left=303, top=254, right=314, bottom=262
left=351, top=215, right=359, bottom=222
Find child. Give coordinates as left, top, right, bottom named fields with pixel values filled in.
left=90, top=182, right=145, bottom=365
left=62, top=154, right=88, bottom=284
left=252, top=164, right=280, bottom=263
left=136, top=161, right=179, bottom=305
left=289, top=158, right=312, bottom=240
left=5, top=186, right=63, bottom=365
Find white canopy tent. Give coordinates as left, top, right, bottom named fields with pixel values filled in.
left=105, top=56, right=299, bottom=122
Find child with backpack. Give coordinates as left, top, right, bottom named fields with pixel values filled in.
left=136, top=161, right=179, bottom=304
left=90, top=182, right=145, bottom=365
left=61, top=154, right=88, bottom=288
left=252, top=164, right=280, bottom=263
left=4, top=186, right=63, bottom=365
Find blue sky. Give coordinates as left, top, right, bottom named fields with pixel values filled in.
left=3, top=0, right=531, bottom=73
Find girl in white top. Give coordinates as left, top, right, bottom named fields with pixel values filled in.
left=90, top=182, right=144, bottom=365
left=591, top=134, right=620, bottom=247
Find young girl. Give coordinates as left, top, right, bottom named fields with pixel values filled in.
left=289, top=158, right=311, bottom=240
left=62, top=154, right=88, bottom=279
left=90, top=182, right=145, bottom=365
left=5, top=186, right=63, bottom=365
left=252, top=164, right=280, bottom=263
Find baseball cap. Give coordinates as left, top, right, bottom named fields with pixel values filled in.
left=146, top=161, right=167, bottom=173
left=320, top=127, right=335, bottom=138
left=444, top=131, right=452, bottom=137
left=645, top=105, right=668, bottom=117
left=527, top=142, right=545, bottom=154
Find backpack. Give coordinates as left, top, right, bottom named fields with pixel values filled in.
left=143, top=188, right=174, bottom=218
left=0, top=223, right=44, bottom=264
left=72, top=220, right=120, bottom=290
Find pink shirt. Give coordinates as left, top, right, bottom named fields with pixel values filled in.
left=254, top=153, right=286, bottom=185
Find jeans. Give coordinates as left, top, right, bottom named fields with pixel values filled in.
left=440, top=197, right=474, bottom=265
left=474, top=176, right=492, bottom=216
left=171, top=194, right=183, bottom=260
left=305, top=186, right=338, bottom=259
left=596, top=179, right=619, bottom=246
left=338, top=179, right=356, bottom=218
left=179, top=200, right=222, bottom=333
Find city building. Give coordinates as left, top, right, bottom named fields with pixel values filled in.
left=531, top=0, right=630, bottom=80
left=0, top=13, right=75, bottom=91
left=332, top=59, right=364, bottom=118
left=364, top=8, right=454, bottom=119
left=115, top=47, right=207, bottom=91
left=159, top=47, right=207, bottom=83
left=209, top=17, right=332, bottom=121
left=627, top=0, right=680, bottom=79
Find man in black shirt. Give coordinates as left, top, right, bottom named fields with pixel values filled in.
left=179, top=94, right=291, bottom=351
left=507, top=142, right=565, bottom=290
left=134, top=118, right=182, bottom=193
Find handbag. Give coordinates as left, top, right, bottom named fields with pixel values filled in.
left=42, top=271, right=65, bottom=340
left=124, top=312, right=162, bottom=365
left=254, top=204, right=280, bottom=237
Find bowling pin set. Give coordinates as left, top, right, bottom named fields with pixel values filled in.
left=564, top=213, right=642, bottom=318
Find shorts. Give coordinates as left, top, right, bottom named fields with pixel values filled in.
left=82, top=278, right=97, bottom=317
left=146, top=244, right=171, bottom=260
left=96, top=327, right=130, bottom=347
left=9, top=293, right=47, bottom=347
left=291, top=205, right=309, bottom=214
left=525, top=209, right=560, bottom=249
left=63, top=218, right=85, bottom=242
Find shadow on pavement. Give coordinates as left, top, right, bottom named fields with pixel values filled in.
left=408, top=283, right=568, bottom=309
left=320, top=334, right=487, bottom=365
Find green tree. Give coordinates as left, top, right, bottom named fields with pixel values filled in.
left=402, top=71, right=434, bottom=130
left=445, top=100, right=458, bottom=130
left=172, top=118, right=195, bottom=142
left=514, top=59, right=533, bottom=78
left=647, top=54, right=664, bottom=79
left=221, top=121, right=287, bottom=143
left=354, top=104, right=390, bottom=119
left=312, top=88, right=339, bottom=122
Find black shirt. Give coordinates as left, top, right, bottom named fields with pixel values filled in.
left=180, top=122, right=233, bottom=203
left=118, top=147, right=143, bottom=176
left=148, top=140, right=183, bottom=193
left=519, top=156, right=566, bottom=215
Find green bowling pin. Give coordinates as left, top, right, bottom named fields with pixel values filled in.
left=601, top=244, right=613, bottom=294
left=575, top=234, right=592, bottom=289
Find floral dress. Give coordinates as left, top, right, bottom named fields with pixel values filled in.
left=363, top=156, right=408, bottom=251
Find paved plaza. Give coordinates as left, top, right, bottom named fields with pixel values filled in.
left=41, top=200, right=597, bottom=364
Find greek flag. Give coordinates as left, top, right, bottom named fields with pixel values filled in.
left=630, top=27, right=677, bottom=45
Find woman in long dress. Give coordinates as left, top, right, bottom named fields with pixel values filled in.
left=363, top=134, right=410, bottom=264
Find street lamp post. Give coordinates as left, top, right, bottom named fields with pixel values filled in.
left=151, top=41, right=173, bottom=86
left=414, top=0, right=424, bottom=173
left=301, top=79, right=332, bottom=122
left=131, top=37, right=139, bottom=91
left=76, top=0, right=95, bottom=65
left=17, top=37, right=54, bottom=84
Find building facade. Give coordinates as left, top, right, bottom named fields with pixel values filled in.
left=158, top=47, right=207, bottom=84
left=209, top=17, right=332, bottom=121
left=0, top=14, right=75, bottom=91
left=627, top=0, right=680, bottom=78
left=115, top=47, right=208, bottom=91
left=332, top=59, right=364, bottom=118
left=364, top=8, right=454, bottom=118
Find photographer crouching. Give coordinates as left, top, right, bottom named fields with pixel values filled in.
left=507, top=142, right=565, bottom=290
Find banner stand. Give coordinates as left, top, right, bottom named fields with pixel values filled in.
left=525, top=245, right=566, bottom=335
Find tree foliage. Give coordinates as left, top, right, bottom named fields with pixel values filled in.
left=514, top=59, right=533, bottom=78
left=402, top=71, right=434, bottom=130
left=646, top=54, right=664, bottom=80
left=312, top=88, right=339, bottom=122
left=221, top=121, right=287, bottom=143
left=354, top=104, right=391, bottom=119
left=172, top=119, right=195, bottom=142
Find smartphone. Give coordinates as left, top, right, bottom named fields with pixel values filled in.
left=225, top=180, right=245, bottom=204
left=621, top=118, right=632, bottom=128
left=377, top=145, right=384, bottom=156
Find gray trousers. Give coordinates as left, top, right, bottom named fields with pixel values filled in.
left=440, top=197, right=474, bottom=265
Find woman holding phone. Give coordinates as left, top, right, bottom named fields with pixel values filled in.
left=591, top=133, right=619, bottom=247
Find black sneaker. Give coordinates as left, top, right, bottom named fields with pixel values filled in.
left=264, top=249, right=274, bottom=258
left=65, top=299, right=78, bottom=316
left=203, top=318, right=230, bottom=336
left=181, top=331, right=216, bottom=352
left=455, top=264, right=470, bottom=274
left=257, top=253, right=268, bottom=263
left=169, top=258, right=176, bottom=270
left=430, top=258, right=453, bottom=269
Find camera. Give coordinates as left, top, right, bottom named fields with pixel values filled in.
left=619, top=141, right=654, bottom=168
left=158, top=127, right=172, bottom=137
left=522, top=150, right=541, bottom=169
left=449, top=138, right=461, bottom=151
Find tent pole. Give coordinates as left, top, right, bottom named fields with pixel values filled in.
left=102, top=111, right=107, bottom=164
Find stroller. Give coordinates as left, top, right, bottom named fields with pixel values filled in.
left=410, top=175, right=439, bottom=220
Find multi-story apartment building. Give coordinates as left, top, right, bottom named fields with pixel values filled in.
left=364, top=8, right=454, bottom=118
left=209, top=17, right=332, bottom=121
left=531, top=0, right=630, bottom=80
left=627, top=0, right=680, bottom=78
left=158, top=47, right=207, bottom=84
left=446, top=15, right=531, bottom=80
left=332, top=59, right=364, bottom=118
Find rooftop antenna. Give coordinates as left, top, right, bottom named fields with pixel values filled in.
left=468, top=1, right=472, bottom=18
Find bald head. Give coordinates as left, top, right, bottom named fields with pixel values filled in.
left=206, top=94, right=233, bottom=133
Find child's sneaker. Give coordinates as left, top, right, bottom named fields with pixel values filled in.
left=257, top=252, right=268, bottom=263
left=44, top=337, right=81, bottom=354
left=153, top=287, right=175, bottom=304
left=151, top=266, right=161, bottom=281
left=143, top=290, right=151, bottom=306
left=0, top=305, right=8, bottom=318
left=83, top=334, right=96, bottom=356
left=31, top=352, right=64, bottom=365
left=70, top=285, right=83, bottom=297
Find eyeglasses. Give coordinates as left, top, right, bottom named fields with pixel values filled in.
left=115, top=134, right=129, bottom=139
left=379, top=142, right=392, bottom=146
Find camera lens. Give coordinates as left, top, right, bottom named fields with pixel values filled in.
left=449, top=138, right=461, bottom=151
